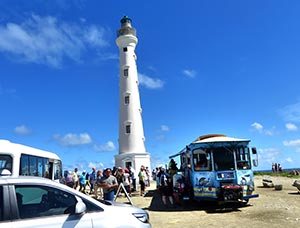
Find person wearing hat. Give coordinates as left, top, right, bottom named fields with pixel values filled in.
left=98, top=168, right=118, bottom=201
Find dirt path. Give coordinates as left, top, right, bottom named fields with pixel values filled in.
left=116, top=176, right=300, bottom=228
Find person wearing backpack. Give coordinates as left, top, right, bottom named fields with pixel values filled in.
left=158, top=167, right=175, bottom=208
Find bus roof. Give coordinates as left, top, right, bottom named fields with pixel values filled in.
left=192, top=134, right=250, bottom=144
left=0, top=139, right=60, bottom=160
left=169, top=134, right=250, bottom=159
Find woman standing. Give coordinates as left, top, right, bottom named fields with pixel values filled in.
left=94, top=170, right=103, bottom=199
left=138, top=166, right=146, bottom=196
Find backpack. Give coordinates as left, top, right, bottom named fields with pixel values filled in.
left=160, top=174, right=169, bottom=187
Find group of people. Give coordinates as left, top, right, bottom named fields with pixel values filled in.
left=62, top=162, right=182, bottom=208
left=152, top=159, right=182, bottom=208
left=272, top=163, right=283, bottom=172
left=62, top=166, right=138, bottom=201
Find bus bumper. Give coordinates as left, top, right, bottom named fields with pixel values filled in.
left=243, top=194, right=259, bottom=200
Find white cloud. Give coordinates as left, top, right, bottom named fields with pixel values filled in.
left=182, top=69, right=197, bottom=78
left=138, top=73, right=164, bottom=89
left=156, top=135, right=166, bottom=140
left=279, top=102, right=300, bottom=122
left=285, top=123, right=298, bottom=131
left=93, top=141, right=116, bottom=152
left=251, top=122, right=263, bottom=132
left=286, top=157, right=293, bottom=163
left=54, top=132, right=92, bottom=146
left=0, top=14, right=109, bottom=68
left=264, top=129, right=275, bottom=136
left=83, top=25, right=107, bottom=47
left=88, top=162, right=104, bottom=170
left=160, top=125, right=170, bottom=132
left=14, top=125, right=31, bottom=135
left=283, top=139, right=300, bottom=147
left=257, top=147, right=280, bottom=168
left=250, top=122, right=275, bottom=136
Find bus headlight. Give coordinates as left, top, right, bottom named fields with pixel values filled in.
left=248, top=181, right=254, bottom=191
left=240, top=178, right=247, bottom=185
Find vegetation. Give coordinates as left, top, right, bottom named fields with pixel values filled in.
left=254, top=170, right=300, bottom=179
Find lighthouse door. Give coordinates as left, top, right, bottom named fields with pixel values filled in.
left=125, top=161, right=132, bottom=169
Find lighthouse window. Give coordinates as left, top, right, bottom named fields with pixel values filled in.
left=123, top=47, right=128, bottom=52
left=126, top=125, right=131, bottom=134
left=125, top=95, right=130, bottom=104
left=124, top=69, right=128, bottom=77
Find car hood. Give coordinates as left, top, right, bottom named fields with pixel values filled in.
left=97, top=199, right=147, bottom=213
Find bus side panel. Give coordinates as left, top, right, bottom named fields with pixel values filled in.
left=236, top=169, right=257, bottom=199
left=191, top=171, right=218, bottom=200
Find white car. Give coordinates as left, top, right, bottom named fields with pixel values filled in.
left=0, top=176, right=151, bottom=228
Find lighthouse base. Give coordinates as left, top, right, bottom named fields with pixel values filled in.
left=115, top=152, right=151, bottom=174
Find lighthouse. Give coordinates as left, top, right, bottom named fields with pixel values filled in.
left=115, top=16, right=151, bottom=172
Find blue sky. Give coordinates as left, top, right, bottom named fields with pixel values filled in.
left=1, top=0, right=300, bottom=172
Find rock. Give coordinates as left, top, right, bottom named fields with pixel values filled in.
left=262, top=178, right=274, bottom=188
left=290, top=170, right=300, bottom=175
left=274, top=184, right=283, bottom=190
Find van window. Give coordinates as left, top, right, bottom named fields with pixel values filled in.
left=0, top=186, right=3, bottom=221
left=0, top=155, right=12, bottom=175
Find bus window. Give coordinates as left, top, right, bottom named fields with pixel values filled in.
left=29, top=156, right=38, bottom=176
left=236, top=147, right=251, bottom=170
left=53, top=161, right=62, bottom=180
left=42, top=158, right=49, bottom=178
left=20, top=155, right=30, bottom=176
left=20, top=154, right=62, bottom=180
left=193, top=149, right=211, bottom=171
left=37, top=157, right=43, bottom=177
left=0, top=155, right=12, bottom=174
left=213, top=147, right=235, bottom=171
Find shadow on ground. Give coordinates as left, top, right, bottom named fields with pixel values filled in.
left=143, top=189, right=251, bottom=213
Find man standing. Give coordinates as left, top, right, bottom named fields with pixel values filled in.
left=73, top=168, right=79, bottom=190
left=89, top=167, right=96, bottom=194
left=129, top=166, right=137, bottom=192
left=98, top=168, right=118, bottom=201
left=79, top=170, right=86, bottom=193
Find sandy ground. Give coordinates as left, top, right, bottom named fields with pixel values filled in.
left=115, top=176, right=300, bottom=228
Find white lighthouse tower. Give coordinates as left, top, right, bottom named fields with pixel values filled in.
left=115, top=16, right=151, bottom=172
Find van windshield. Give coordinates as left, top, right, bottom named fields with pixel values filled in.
left=0, top=155, right=13, bottom=175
